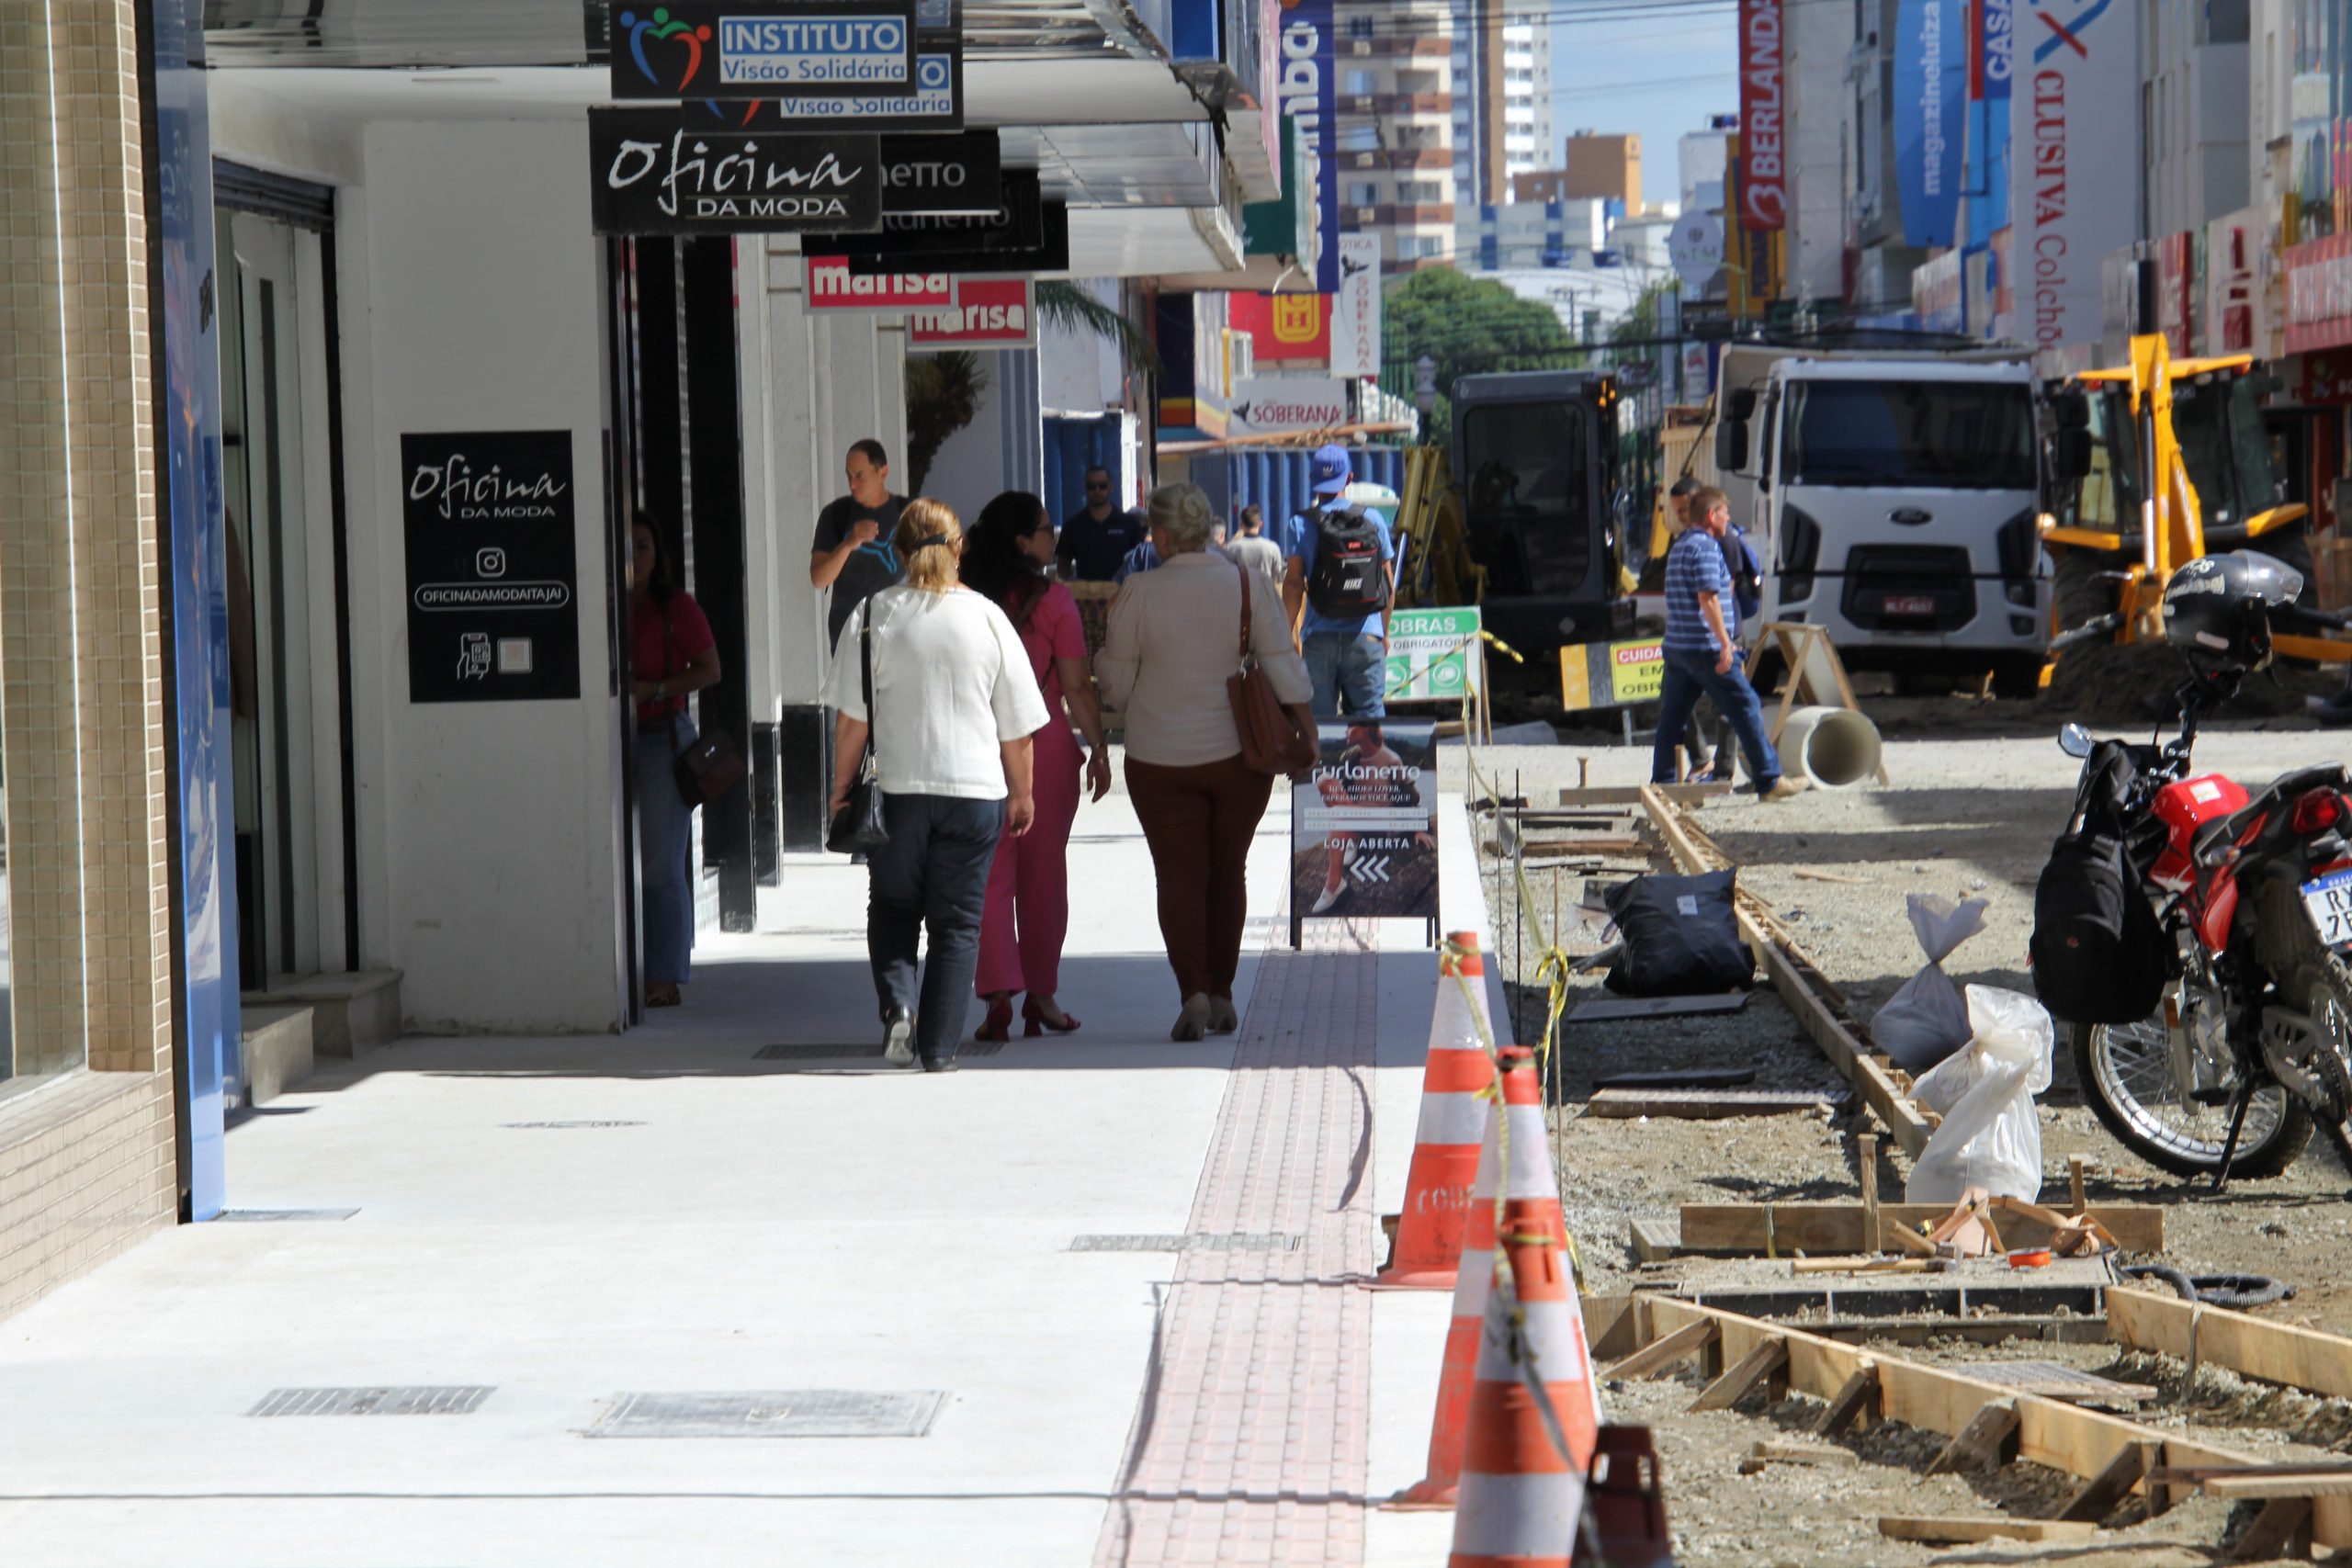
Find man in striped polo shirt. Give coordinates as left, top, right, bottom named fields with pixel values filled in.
left=1656, top=487, right=1803, bottom=802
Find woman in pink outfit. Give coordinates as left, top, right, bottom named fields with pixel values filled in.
left=961, top=491, right=1113, bottom=1039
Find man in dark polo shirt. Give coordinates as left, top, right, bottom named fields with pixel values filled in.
left=809, top=437, right=905, bottom=649
left=1055, top=466, right=1143, bottom=582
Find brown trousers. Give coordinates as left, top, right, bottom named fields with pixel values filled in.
left=1125, top=753, right=1275, bottom=1001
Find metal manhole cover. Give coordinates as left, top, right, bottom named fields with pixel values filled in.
left=752, top=1044, right=882, bottom=1061
left=1069, top=1233, right=1304, bottom=1253
left=588, top=1389, right=945, bottom=1438
left=501, top=1120, right=646, bottom=1129
left=250, top=1386, right=492, bottom=1416
left=217, top=1208, right=359, bottom=1222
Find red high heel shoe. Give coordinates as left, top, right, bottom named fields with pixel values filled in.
left=975, top=994, right=1014, bottom=1043
left=1023, top=996, right=1081, bottom=1037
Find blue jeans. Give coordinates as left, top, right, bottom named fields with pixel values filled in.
left=1651, top=647, right=1781, bottom=790
left=1304, top=631, right=1386, bottom=719
left=865, top=793, right=1006, bottom=1062
left=635, top=717, right=698, bottom=986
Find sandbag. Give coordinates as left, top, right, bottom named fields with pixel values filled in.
left=1871, top=893, right=1989, bottom=1074
left=1601, top=868, right=1754, bottom=997
left=1904, top=986, right=2053, bottom=1204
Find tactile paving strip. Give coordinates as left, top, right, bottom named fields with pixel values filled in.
left=1091, top=921, right=1376, bottom=1566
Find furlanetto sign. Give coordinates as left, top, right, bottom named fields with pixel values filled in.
left=2008, top=0, right=2138, bottom=353
left=1737, top=0, right=1784, bottom=231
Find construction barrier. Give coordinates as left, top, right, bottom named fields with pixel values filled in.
left=1377, top=931, right=1497, bottom=1291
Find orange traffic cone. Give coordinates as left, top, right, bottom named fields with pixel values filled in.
left=1376, top=932, right=1497, bottom=1291
left=1447, top=1051, right=1603, bottom=1568
left=1388, top=1043, right=1563, bottom=1510
left=1571, top=1426, right=1673, bottom=1567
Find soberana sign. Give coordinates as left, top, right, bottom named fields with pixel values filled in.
left=607, top=2, right=921, bottom=100
left=2008, top=0, right=2139, bottom=352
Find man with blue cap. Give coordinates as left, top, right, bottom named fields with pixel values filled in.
left=1282, top=443, right=1396, bottom=720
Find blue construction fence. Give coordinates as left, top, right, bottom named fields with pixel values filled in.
left=1187, top=446, right=1407, bottom=532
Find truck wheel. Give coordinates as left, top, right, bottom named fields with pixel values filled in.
left=1990, top=654, right=2045, bottom=699
left=2052, top=550, right=2116, bottom=633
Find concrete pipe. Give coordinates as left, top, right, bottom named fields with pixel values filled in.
left=1778, top=705, right=1882, bottom=789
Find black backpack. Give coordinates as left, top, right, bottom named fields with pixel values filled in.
left=1306, top=506, right=1387, bottom=618
left=2029, top=740, right=2171, bottom=1024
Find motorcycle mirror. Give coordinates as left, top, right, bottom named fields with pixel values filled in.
left=2059, top=723, right=2095, bottom=758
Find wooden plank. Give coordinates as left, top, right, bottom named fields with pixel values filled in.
left=1588, top=1088, right=1849, bottom=1120
left=1742, top=1440, right=1856, bottom=1470
left=2108, top=1286, right=2352, bottom=1402
left=2233, top=1497, right=2314, bottom=1562
left=1877, top=1517, right=2096, bottom=1546
left=1927, top=1399, right=2019, bottom=1474
left=1635, top=1298, right=2352, bottom=1549
left=1581, top=1293, right=1641, bottom=1362
left=2204, top=1473, right=2352, bottom=1500
left=1965, top=1360, right=2155, bottom=1404
left=1595, top=1066, right=1757, bottom=1090
left=1601, top=1317, right=1718, bottom=1382
left=1815, top=1361, right=1881, bottom=1438
left=1858, top=1134, right=1881, bottom=1261
left=1690, top=1333, right=1790, bottom=1412
left=1567, top=992, right=1750, bottom=1024
left=1558, top=783, right=1729, bottom=807
left=2058, top=1439, right=2156, bottom=1523
left=1629, top=1217, right=1680, bottom=1264
left=1679, top=1201, right=2165, bottom=1256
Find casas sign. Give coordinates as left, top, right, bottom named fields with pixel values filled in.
left=1738, top=0, right=1785, bottom=231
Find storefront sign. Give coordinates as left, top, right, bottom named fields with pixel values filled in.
left=1559, top=637, right=1666, bottom=710
left=759, top=37, right=963, bottom=131
left=1291, top=720, right=1439, bottom=941
left=588, top=113, right=882, bottom=233
left=1913, top=248, right=1964, bottom=333
left=2204, top=209, right=2258, bottom=355
left=1894, top=0, right=1965, bottom=248
left=2294, top=349, right=2352, bottom=404
left=909, top=276, right=1035, bottom=350
left=401, top=431, right=580, bottom=705
left=1330, top=233, right=1382, bottom=378
left=808, top=169, right=1049, bottom=265
left=2286, top=233, right=2352, bottom=355
left=1385, top=606, right=1482, bottom=705
left=1277, top=0, right=1339, bottom=292
left=2008, top=0, right=2139, bottom=353
left=803, top=255, right=953, bottom=310
left=1737, top=0, right=1784, bottom=230
left=607, top=1, right=921, bottom=101
left=2156, top=230, right=2195, bottom=357
left=878, top=129, right=998, bottom=215
left=1227, top=289, right=1331, bottom=365
left=1227, top=376, right=1347, bottom=438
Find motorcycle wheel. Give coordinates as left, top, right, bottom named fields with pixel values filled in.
left=2287, top=955, right=2352, bottom=1178
left=2071, top=1013, right=2313, bottom=1179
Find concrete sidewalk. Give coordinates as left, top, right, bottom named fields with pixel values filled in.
left=0, top=791, right=1486, bottom=1566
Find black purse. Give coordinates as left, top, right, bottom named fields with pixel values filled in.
left=663, top=605, right=745, bottom=808
left=826, top=604, right=890, bottom=854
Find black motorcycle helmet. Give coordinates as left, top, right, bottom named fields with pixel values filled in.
left=2161, top=549, right=2304, bottom=670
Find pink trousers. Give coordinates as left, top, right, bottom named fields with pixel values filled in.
left=977, top=722, right=1082, bottom=997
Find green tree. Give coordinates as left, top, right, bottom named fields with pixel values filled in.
left=1383, top=267, right=1581, bottom=446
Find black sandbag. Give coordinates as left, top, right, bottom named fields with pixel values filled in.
left=1601, top=868, right=1755, bottom=997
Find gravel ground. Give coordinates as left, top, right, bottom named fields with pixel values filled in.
left=1447, top=698, right=2352, bottom=1564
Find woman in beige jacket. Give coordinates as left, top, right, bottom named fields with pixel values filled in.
left=1100, top=484, right=1315, bottom=1040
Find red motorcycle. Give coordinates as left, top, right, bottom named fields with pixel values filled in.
left=2038, top=552, right=2352, bottom=1185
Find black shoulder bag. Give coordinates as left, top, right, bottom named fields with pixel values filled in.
left=665, top=604, right=747, bottom=808
left=826, top=602, right=890, bottom=854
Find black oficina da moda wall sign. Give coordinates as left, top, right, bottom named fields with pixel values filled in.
left=401, top=431, right=582, bottom=705
left=588, top=111, right=883, bottom=234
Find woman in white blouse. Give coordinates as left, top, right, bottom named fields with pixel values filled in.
left=1100, top=484, right=1315, bottom=1041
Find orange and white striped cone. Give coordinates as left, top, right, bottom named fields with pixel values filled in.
left=1447, top=1051, right=1603, bottom=1567
left=1388, top=1043, right=1565, bottom=1510
left=1376, top=932, right=1497, bottom=1291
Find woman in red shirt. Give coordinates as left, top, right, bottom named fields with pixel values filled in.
left=629, top=516, right=721, bottom=1008
left=959, top=491, right=1112, bottom=1040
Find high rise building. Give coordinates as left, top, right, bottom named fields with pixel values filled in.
left=1335, top=0, right=1461, bottom=268
left=1453, top=0, right=1554, bottom=208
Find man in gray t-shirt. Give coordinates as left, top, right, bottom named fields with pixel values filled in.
left=809, top=437, right=905, bottom=649
left=1222, top=504, right=1283, bottom=590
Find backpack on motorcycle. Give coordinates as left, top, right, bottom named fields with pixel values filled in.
left=2028, top=829, right=2170, bottom=1024
left=1305, top=506, right=1388, bottom=618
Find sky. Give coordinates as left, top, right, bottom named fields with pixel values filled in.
left=1544, top=7, right=1740, bottom=210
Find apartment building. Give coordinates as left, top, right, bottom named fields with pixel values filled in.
left=1512, top=133, right=1642, bottom=209
left=1335, top=0, right=1460, bottom=268
left=1454, top=0, right=1555, bottom=206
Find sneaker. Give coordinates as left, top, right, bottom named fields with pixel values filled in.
left=921, top=1054, right=959, bottom=1074
left=881, top=1007, right=915, bottom=1067
left=1311, top=881, right=1349, bottom=915
left=1758, top=777, right=1808, bottom=804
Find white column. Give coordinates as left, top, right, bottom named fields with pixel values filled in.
left=762, top=237, right=829, bottom=702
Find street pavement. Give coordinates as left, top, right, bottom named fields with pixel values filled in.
left=0, top=787, right=1487, bottom=1566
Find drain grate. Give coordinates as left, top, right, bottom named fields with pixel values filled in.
left=1069, top=1233, right=1304, bottom=1253
left=250, top=1386, right=492, bottom=1416
left=753, top=1043, right=882, bottom=1061
left=216, top=1208, right=359, bottom=1222
left=588, top=1389, right=945, bottom=1438
left=501, top=1120, right=646, bottom=1129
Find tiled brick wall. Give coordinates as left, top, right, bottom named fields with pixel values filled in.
left=0, top=4, right=182, bottom=1314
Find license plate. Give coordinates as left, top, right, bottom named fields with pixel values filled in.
left=2301, top=868, right=2352, bottom=948
left=1883, top=594, right=1936, bottom=615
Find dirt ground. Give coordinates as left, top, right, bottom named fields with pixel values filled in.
left=1453, top=702, right=2352, bottom=1565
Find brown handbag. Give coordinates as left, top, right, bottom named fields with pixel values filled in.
left=1225, top=558, right=1317, bottom=774
left=662, top=603, right=747, bottom=808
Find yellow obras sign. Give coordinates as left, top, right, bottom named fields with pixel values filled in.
left=1559, top=637, right=1667, bottom=710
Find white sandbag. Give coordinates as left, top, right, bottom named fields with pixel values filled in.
left=1871, top=893, right=1990, bottom=1074
left=1904, top=985, right=2053, bottom=1204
